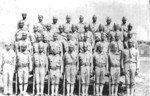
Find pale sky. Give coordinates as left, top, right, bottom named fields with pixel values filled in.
left=0, top=0, right=150, bottom=41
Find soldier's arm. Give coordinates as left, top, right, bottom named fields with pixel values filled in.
left=28, top=54, right=32, bottom=72
left=120, top=51, right=124, bottom=70
left=105, top=53, right=109, bottom=74
left=90, top=53, right=93, bottom=74
left=45, top=55, right=48, bottom=73
left=60, top=56, right=64, bottom=74
left=136, top=50, right=140, bottom=70
left=108, top=54, right=111, bottom=73
left=0, top=53, right=4, bottom=73
left=60, top=42, right=63, bottom=58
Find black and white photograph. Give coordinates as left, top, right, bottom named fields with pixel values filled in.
left=0, top=0, right=150, bottom=96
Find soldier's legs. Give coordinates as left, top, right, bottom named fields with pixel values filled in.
left=23, top=67, right=29, bottom=94
left=66, top=65, right=71, bottom=96
left=3, top=65, right=9, bottom=94
left=55, top=69, right=60, bottom=95
left=99, top=67, right=106, bottom=95
left=40, top=68, right=45, bottom=95
left=111, top=68, right=116, bottom=96
left=35, top=68, right=40, bottom=94
left=81, top=66, right=86, bottom=95
left=114, top=68, right=120, bottom=96
left=18, top=68, right=24, bottom=94
left=50, top=70, right=55, bottom=96
left=85, top=66, right=90, bottom=96
left=70, top=65, right=76, bottom=96
left=8, top=67, right=15, bottom=94
left=125, top=64, right=130, bottom=96
left=130, top=64, right=136, bottom=96
left=95, top=67, right=100, bottom=95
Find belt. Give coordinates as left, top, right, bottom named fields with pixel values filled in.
left=4, top=61, right=13, bottom=65
left=125, top=61, right=136, bottom=64
left=35, top=65, right=45, bottom=68
left=111, top=65, right=120, bottom=67
left=18, top=63, right=29, bottom=67
left=96, top=64, right=106, bottom=67
left=50, top=66, right=60, bottom=70
left=81, top=63, right=90, bottom=66
left=66, top=63, right=76, bottom=66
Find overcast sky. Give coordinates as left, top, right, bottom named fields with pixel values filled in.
left=0, top=0, right=150, bottom=41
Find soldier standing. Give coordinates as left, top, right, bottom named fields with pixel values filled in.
left=109, top=32, right=124, bottom=52
left=42, top=23, right=52, bottom=42
left=34, top=15, right=46, bottom=33
left=89, top=15, right=99, bottom=34
left=121, top=17, right=128, bottom=42
left=33, top=45, right=48, bottom=95
left=105, top=17, right=113, bottom=42
left=77, top=15, right=86, bottom=33
left=63, top=44, right=78, bottom=96
left=48, top=33, right=63, bottom=96
left=51, top=17, right=59, bottom=33
left=110, top=23, right=119, bottom=42
left=64, top=15, right=72, bottom=34
left=16, top=44, right=32, bottom=95
left=123, top=40, right=139, bottom=96
left=79, top=44, right=92, bottom=96
left=18, top=13, right=30, bottom=31
left=93, top=44, right=108, bottom=96
left=1, top=42, right=16, bottom=95
left=108, top=43, right=123, bottom=96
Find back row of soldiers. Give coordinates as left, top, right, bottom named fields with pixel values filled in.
left=1, top=13, right=139, bottom=96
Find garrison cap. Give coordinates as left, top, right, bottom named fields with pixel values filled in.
left=122, top=16, right=127, bottom=21
left=66, top=15, right=71, bottom=19
left=106, top=17, right=111, bottom=22
left=22, top=13, right=27, bottom=16
left=128, top=23, right=133, bottom=28
left=79, top=15, right=84, bottom=19
left=92, top=15, right=97, bottom=19
left=53, top=16, right=58, bottom=20
left=38, top=14, right=43, bottom=18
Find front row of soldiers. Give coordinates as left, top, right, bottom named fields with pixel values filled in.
left=1, top=33, right=139, bottom=96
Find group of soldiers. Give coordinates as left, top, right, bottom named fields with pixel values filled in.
left=0, top=13, right=139, bottom=96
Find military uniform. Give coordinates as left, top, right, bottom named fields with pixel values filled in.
left=1, top=50, right=16, bottom=94
left=33, top=52, right=48, bottom=94
left=79, top=51, right=92, bottom=85
left=123, top=47, right=139, bottom=88
left=18, top=19, right=30, bottom=31
left=95, top=41, right=109, bottom=53
left=48, top=54, right=62, bottom=84
left=104, top=24, right=113, bottom=41
left=94, top=32, right=101, bottom=43
left=17, top=51, right=31, bottom=93
left=93, top=52, right=108, bottom=85
left=34, top=22, right=46, bottom=33
left=84, top=31, right=94, bottom=47
left=51, top=23, right=59, bottom=33
left=89, top=22, right=99, bottom=34
left=108, top=51, right=122, bottom=85
left=64, top=51, right=77, bottom=84
left=109, top=40, right=124, bottom=52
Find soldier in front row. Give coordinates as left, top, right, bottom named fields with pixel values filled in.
left=1, top=42, right=16, bottom=95
left=33, top=45, right=48, bottom=95
left=93, top=43, right=108, bottom=96
left=123, top=40, right=139, bottom=96
left=16, top=44, right=32, bottom=95
left=108, top=43, right=123, bottom=96
left=79, top=43, right=92, bottom=96
left=63, top=44, right=78, bottom=96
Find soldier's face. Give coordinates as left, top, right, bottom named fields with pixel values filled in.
left=22, top=35, right=27, bottom=40
left=84, top=27, right=88, bottom=32
left=79, top=18, right=84, bottom=23
left=53, top=35, right=58, bottom=40
left=128, top=26, right=132, bottom=31
left=71, top=27, right=76, bottom=32
left=37, top=37, right=42, bottom=42
left=5, top=44, right=11, bottom=51
left=39, top=47, right=43, bottom=53
left=38, top=17, right=43, bottom=22
left=69, top=47, right=74, bottom=52
left=115, top=35, right=119, bottom=41
left=93, top=17, right=97, bottom=22
left=101, top=35, right=105, bottom=41
left=128, top=42, right=134, bottom=48
left=107, top=20, right=111, bottom=25
left=98, top=46, right=103, bottom=52
left=128, top=34, right=132, bottom=39
left=122, top=19, right=126, bottom=24
left=53, top=19, right=57, bottom=24
left=22, top=14, right=27, bottom=20
left=21, top=46, right=26, bottom=52
left=59, top=28, right=63, bottom=33
left=19, top=23, right=24, bottom=28
left=67, top=35, right=71, bottom=40
left=84, top=47, right=88, bottom=52
left=111, top=46, right=118, bottom=52
left=47, top=26, right=51, bottom=31
left=66, top=18, right=71, bottom=23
